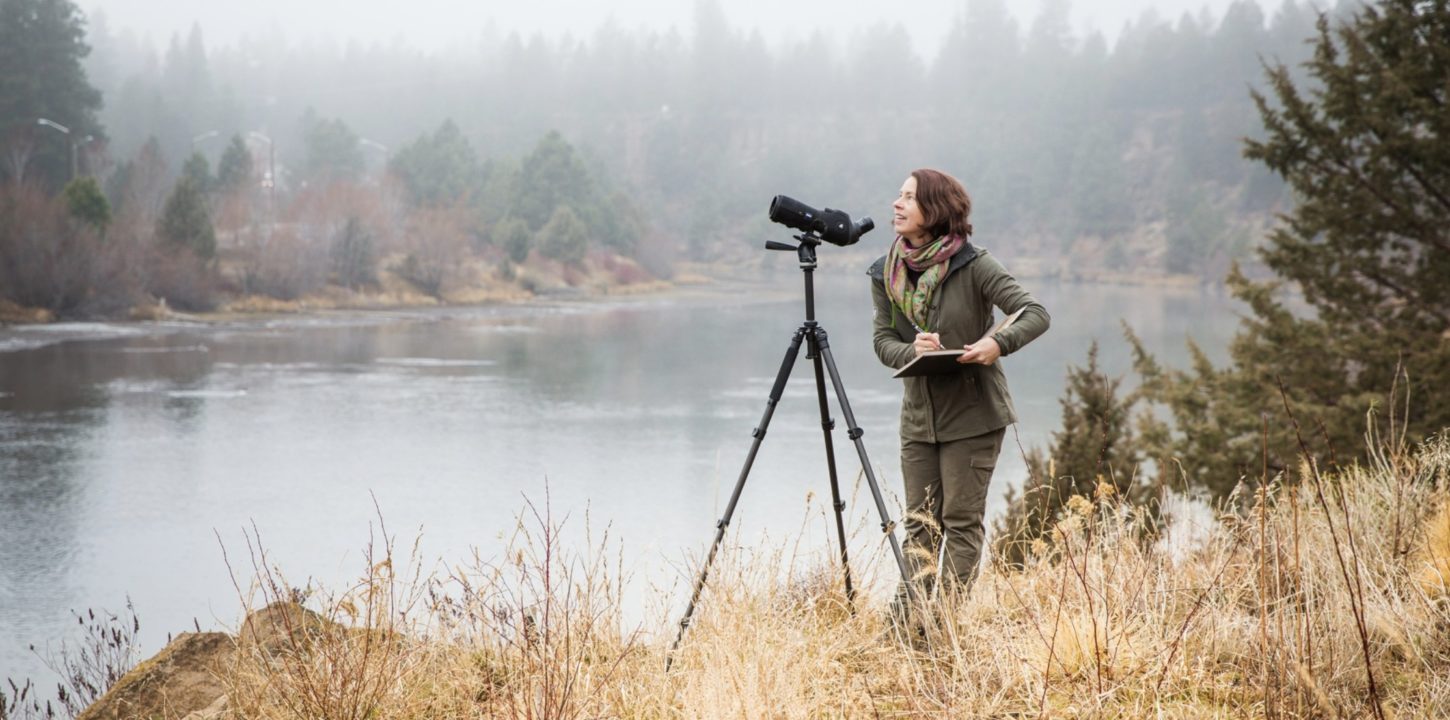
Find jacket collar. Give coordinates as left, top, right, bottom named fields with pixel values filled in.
left=866, top=241, right=979, bottom=281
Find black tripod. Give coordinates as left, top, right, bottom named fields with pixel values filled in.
left=667, top=233, right=914, bottom=669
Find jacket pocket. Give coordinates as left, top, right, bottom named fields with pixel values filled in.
left=929, top=368, right=981, bottom=409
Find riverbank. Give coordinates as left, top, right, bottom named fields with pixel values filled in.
left=47, top=435, right=1450, bottom=719
left=0, top=250, right=718, bottom=328
left=0, top=246, right=1227, bottom=330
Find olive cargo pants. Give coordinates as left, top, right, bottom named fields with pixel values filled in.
left=896, top=426, right=1006, bottom=603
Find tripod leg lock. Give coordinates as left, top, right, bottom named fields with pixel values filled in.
left=752, top=426, right=764, bottom=439
left=881, top=521, right=897, bottom=534
left=717, top=518, right=729, bottom=530
left=834, top=501, right=846, bottom=512
left=822, top=419, right=836, bottom=431
left=848, top=427, right=864, bottom=440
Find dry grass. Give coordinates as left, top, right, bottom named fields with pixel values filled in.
left=205, top=435, right=1450, bottom=719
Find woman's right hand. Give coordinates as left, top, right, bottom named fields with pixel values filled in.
left=913, top=332, right=943, bottom=356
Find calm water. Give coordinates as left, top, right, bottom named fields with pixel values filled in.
left=0, top=269, right=1239, bottom=684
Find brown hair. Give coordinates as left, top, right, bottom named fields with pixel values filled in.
left=910, top=168, right=973, bottom=238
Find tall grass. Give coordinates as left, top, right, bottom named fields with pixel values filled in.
left=183, top=434, right=1450, bottom=717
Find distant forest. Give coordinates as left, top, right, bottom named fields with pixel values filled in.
left=69, top=0, right=1344, bottom=274
left=0, top=0, right=1354, bottom=317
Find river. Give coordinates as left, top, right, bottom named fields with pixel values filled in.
left=0, top=269, right=1240, bottom=686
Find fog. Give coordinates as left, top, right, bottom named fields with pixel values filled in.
left=87, top=0, right=1246, bottom=54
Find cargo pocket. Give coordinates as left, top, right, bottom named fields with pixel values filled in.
left=969, top=448, right=997, bottom=471
left=970, top=428, right=1006, bottom=471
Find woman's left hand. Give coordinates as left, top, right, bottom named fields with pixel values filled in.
left=957, top=337, right=1001, bottom=365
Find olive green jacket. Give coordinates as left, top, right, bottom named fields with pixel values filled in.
left=868, top=246, right=1050, bottom=443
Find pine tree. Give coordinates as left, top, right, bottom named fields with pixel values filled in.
left=995, top=342, right=1145, bottom=566
left=498, top=217, right=532, bottom=264
left=300, top=109, right=364, bottom=187
left=538, top=205, right=588, bottom=266
left=181, top=152, right=212, bottom=195
left=63, top=176, right=109, bottom=231
left=1131, top=0, right=1450, bottom=500
left=215, top=134, right=253, bottom=193
left=515, top=131, right=593, bottom=231
left=158, top=176, right=215, bottom=260
left=388, top=120, right=485, bottom=208
left=0, top=0, right=103, bottom=189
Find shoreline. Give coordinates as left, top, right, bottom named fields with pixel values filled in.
left=0, top=256, right=1229, bottom=332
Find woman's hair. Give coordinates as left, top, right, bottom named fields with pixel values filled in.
left=910, top=168, right=973, bottom=238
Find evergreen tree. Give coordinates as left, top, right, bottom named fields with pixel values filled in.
left=0, top=0, right=103, bottom=189
left=215, top=134, right=253, bottom=193
left=63, top=175, right=109, bottom=231
left=300, top=109, right=365, bottom=187
left=181, top=151, right=212, bottom=194
left=994, top=342, right=1144, bottom=566
left=158, top=176, right=215, bottom=260
left=1131, top=0, right=1450, bottom=500
left=388, top=120, right=485, bottom=208
left=515, top=131, right=593, bottom=231
left=538, top=205, right=588, bottom=265
left=498, top=217, right=532, bottom=264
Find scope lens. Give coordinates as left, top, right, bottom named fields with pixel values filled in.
left=768, top=195, right=820, bottom=233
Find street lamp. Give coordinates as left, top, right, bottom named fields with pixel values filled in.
left=75, top=134, right=94, bottom=176
left=36, top=117, right=76, bottom=180
left=246, top=131, right=275, bottom=187
left=359, top=138, right=389, bottom=181
left=248, top=131, right=276, bottom=233
left=191, top=130, right=220, bottom=150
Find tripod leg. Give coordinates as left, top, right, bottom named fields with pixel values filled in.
left=667, top=325, right=807, bottom=670
left=811, top=327, right=916, bottom=601
left=808, top=332, right=855, bottom=606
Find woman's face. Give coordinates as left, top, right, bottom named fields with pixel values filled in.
left=893, top=176, right=927, bottom=245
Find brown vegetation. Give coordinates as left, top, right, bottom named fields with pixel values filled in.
left=34, top=433, right=1446, bottom=719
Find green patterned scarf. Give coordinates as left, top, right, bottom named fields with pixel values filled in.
left=885, top=234, right=967, bottom=332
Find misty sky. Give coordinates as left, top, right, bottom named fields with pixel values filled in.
left=85, top=0, right=1254, bottom=55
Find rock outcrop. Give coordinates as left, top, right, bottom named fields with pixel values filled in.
left=76, top=632, right=231, bottom=720
left=79, top=602, right=337, bottom=720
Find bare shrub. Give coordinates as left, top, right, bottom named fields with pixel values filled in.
left=238, top=228, right=328, bottom=301
left=143, top=246, right=219, bottom=312
left=0, top=183, right=142, bottom=317
left=598, top=253, right=653, bottom=285
left=330, top=217, right=377, bottom=290
left=394, top=205, right=471, bottom=297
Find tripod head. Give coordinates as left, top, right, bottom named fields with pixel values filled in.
left=765, top=232, right=822, bottom=267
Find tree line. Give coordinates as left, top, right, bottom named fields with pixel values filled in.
left=2, top=0, right=655, bottom=315
left=4, top=0, right=1354, bottom=318
left=50, top=1, right=1346, bottom=269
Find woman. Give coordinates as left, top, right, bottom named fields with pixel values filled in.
left=868, top=168, right=1049, bottom=609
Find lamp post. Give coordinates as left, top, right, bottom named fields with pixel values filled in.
left=191, top=130, right=220, bottom=151
left=75, top=135, right=94, bottom=176
left=36, top=117, right=75, bottom=181
left=359, top=138, right=389, bottom=181
left=247, top=131, right=276, bottom=235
